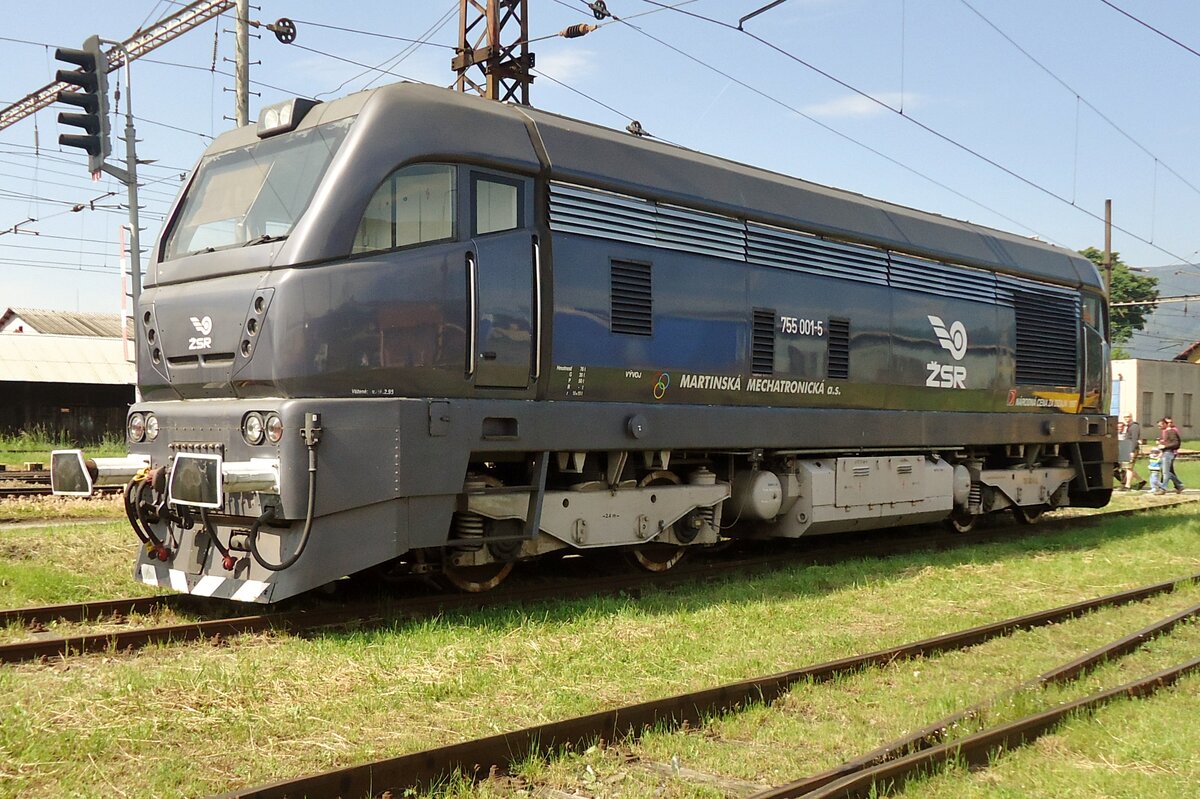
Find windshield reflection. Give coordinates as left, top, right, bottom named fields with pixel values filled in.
left=164, top=117, right=353, bottom=260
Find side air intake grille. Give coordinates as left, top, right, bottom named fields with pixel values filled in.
left=655, top=203, right=746, bottom=259
left=746, top=222, right=889, bottom=286
left=611, top=260, right=653, bottom=336
left=550, top=184, right=657, bottom=248
left=999, top=277, right=1079, bottom=386
left=752, top=308, right=776, bottom=375
left=549, top=183, right=745, bottom=258
left=827, top=318, right=850, bottom=379
left=889, top=253, right=998, bottom=304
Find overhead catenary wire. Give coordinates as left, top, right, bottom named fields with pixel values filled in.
left=563, top=0, right=1056, bottom=242
left=959, top=0, right=1200, bottom=202
left=1098, top=0, right=1200, bottom=61
left=636, top=0, right=1199, bottom=271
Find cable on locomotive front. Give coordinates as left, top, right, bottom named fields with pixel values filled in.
left=249, top=412, right=321, bottom=572
left=123, top=472, right=167, bottom=561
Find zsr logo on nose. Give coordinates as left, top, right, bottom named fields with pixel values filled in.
left=926, top=315, right=967, bottom=389
left=188, top=315, right=214, bottom=351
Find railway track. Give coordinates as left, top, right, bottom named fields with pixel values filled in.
left=211, top=573, right=1200, bottom=799
left=0, top=469, right=121, bottom=498
left=2, top=498, right=1196, bottom=665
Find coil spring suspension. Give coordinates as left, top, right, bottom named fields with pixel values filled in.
left=453, top=476, right=492, bottom=551
left=967, top=482, right=983, bottom=514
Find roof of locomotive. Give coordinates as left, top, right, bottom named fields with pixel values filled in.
left=201, top=83, right=1102, bottom=291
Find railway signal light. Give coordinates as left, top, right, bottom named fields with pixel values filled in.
left=55, top=35, right=111, bottom=175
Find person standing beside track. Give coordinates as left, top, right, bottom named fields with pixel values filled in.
left=1119, top=413, right=1145, bottom=490
left=1157, top=417, right=1185, bottom=494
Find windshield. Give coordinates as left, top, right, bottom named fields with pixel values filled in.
left=163, top=117, right=354, bottom=260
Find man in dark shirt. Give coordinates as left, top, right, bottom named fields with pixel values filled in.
left=1158, top=418, right=1185, bottom=493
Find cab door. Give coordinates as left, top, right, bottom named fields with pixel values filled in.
left=468, top=173, right=535, bottom=389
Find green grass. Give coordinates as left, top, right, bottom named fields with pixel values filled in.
left=0, top=521, right=150, bottom=611
left=0, top=504, right=1197, bottom=798
left=1115, top=454, right=1198, bottom=492
left=0, top=428, right=126, bottom=469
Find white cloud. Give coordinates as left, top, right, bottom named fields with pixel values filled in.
left=533, top=49, right=597, bottom=84
left=802, top=92, right=920, bottom=119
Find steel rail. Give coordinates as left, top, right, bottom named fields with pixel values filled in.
left=1, top=502, right=1194, bottom=663
left=0, top=470, right=50, bottom=484
left=210, top=573, right=1198, bottom=799
left=0, top=545, right=871, bottom=665
left=754, top=599, right=1200, bottom=798
left=791, top=656, right=1200, bottom=799
left=0, top=594, right=177, bottom=628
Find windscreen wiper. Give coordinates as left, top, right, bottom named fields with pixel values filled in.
left=243, top=233, right=289, bottom=247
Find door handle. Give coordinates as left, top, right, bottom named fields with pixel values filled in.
left=466, top=251, right=477, bottom=377
left=532, top=235, right=542, bottom=380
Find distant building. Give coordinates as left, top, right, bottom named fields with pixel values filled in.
left=1111, top=357, right=1197, bottom=440
left=0, top=307, right=135, bottom=442
left=1176, top=340, right=1200, bottom=365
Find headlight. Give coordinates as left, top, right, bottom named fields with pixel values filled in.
left=127, top=412, right=146, bottom=443
left=242, top=412, right=265, bottom=445
left=145, top=413, right=160, bottom=441
left=265, top=413, right=284, bottom=444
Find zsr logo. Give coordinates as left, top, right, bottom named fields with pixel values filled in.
left=188, top=315, right=213, bottom=351
left=926, top=315, right=967, bottom=389
left=653, top=372, right=670, bottom=400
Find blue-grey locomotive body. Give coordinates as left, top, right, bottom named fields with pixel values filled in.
left=53, top=83, right=1114, bottom=602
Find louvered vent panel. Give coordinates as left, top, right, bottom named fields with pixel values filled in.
left=549, top=183, right=746, bottom=260
left=549, top=184, right=658, bottom=248
left=827, top=318, right=850, bottom=379
left=752, top=308, right=776, bottom=375
left=655, top=203, right=747, bottom=260
left=888, top=253, right=998, bottom=304
left=611, top=260, right=653, bottom=336
left=746, top=223, right=889, bottom=286
left=998, top=277, right=1079, bottom=386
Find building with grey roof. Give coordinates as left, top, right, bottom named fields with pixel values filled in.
left=0, top=308, right=135, bottom=442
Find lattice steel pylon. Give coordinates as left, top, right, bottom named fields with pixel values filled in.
left=452, top=0, right=533, bottom=104
left=0, top=0, right=236, bottom=132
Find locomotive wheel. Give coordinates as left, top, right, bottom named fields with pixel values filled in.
left=629, top=543, right=686, bottom=572
left=1012, top=505, right=1045, bottom=525
left=442, top=561, right=514, bottom=592
left=626, top=471, right=686, bottom=572
left=946, top=510, right=976, bottom=533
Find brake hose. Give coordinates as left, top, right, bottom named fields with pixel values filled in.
left=249, top=415, right=320, bottom=571
left=198, top=507, right=236, bottom=570
left=125, top=475, right=167, bottom=556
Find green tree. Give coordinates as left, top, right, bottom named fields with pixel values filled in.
left=1078, top=247, right=1159, bottom=349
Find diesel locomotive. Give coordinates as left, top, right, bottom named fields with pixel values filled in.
left=53, top=83, right=1115, bottom=602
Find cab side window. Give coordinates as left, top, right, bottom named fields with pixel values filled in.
left=472, top=174, right=521, bottom=236
left=353, top=164, right=456, bottom=254
left=1082, top=293, right=1107, bottom=339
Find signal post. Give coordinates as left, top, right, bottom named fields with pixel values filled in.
left=54, top=36, right=144, bottom=308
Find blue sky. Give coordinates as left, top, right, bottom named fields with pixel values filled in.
left=2, top=0, right=1198, bottom=315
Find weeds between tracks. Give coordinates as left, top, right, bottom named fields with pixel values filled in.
left=0, top=502, right=1196, bottom=798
